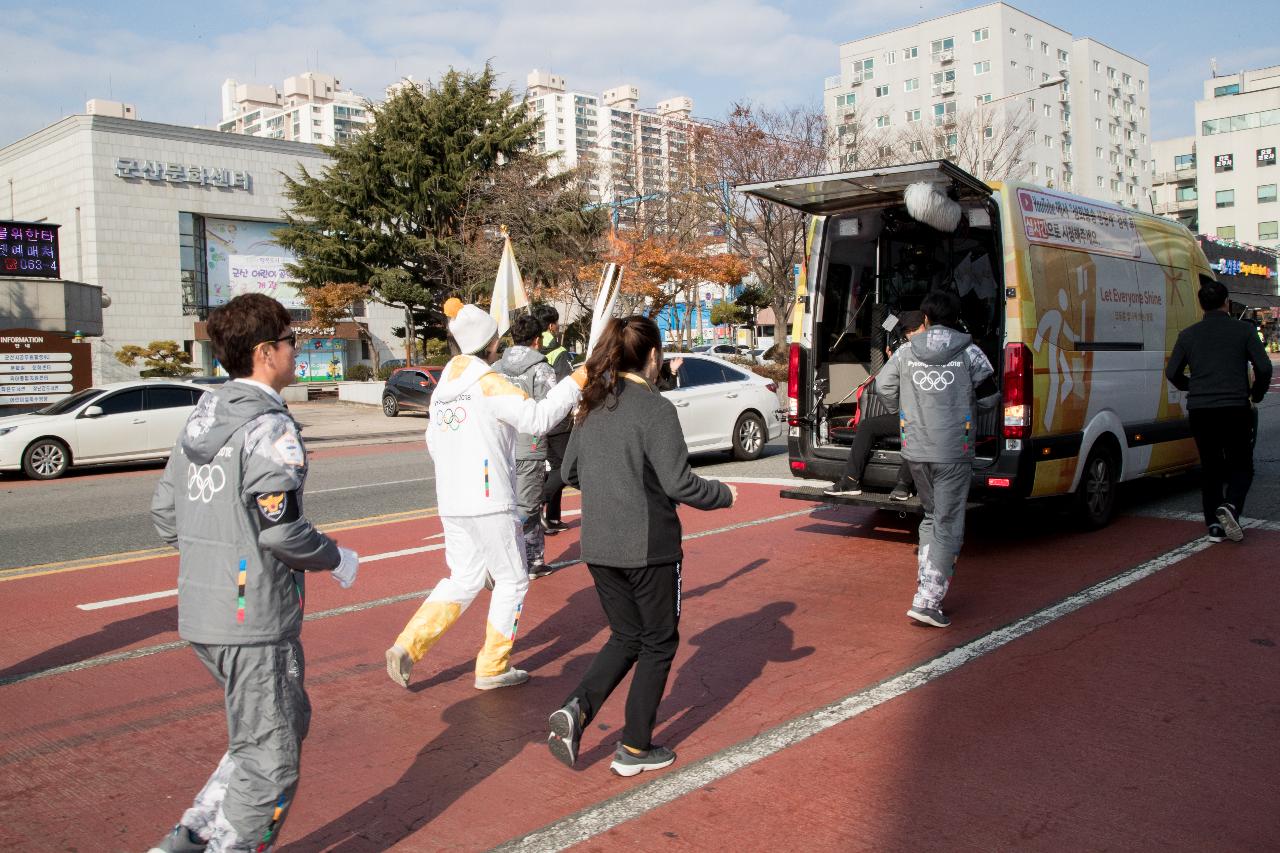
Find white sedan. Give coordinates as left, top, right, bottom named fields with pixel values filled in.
left=0, top=380, right=206, bottom=479
left=661, top=354, right=784, bottom=460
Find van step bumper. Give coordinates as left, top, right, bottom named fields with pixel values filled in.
left=780, top=486, right=980, bottom=515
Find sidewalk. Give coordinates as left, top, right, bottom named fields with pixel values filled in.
left=291, top=399, right=424, bottom=447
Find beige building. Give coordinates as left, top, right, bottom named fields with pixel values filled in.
left=218, top=72, right=372, bottom=145
left=826, top=2, right=1152, bottom=207
left=524, top=71, right=706, bottom=219
left=1149, top=136, right=1198, bottom=230
left=1193, top=65, right=1280, bottom=249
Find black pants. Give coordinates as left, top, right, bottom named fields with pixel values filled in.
left=1189, top=406, right=1255, bottom=527
left=842, top=412, right=913, bottom=487
left=567, top=561, right=681, bottom=751
left=542, top=430, right=571, bottom=523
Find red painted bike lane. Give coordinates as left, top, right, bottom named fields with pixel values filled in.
left=0, top=485, right=1230, bottom=851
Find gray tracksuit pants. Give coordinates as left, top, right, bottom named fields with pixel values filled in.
left=178, top=639, right=310, bottom=852
left=907, top=461, right=972, bottom=611
left=515, top=458, right=547, bottom=569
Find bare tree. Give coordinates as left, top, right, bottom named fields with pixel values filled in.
left=699, top=102, right=835, bottom=351
left=894, top=103, right=1034, bottom=182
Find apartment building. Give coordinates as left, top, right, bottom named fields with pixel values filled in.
left=1193, top=64, right=1280, bottom=249
left=525, top=70, right=706, bottom=218
left=1150, top=136, right=1198, bottom=230
left=825, top=2, right=1152, bottom=207
left=218, top=72, right=372, bottom=145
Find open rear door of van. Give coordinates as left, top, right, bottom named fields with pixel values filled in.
left=737, top=160, right=991, bottom=213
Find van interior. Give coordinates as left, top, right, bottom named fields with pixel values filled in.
left=812, top=197, right=1004, bottom=468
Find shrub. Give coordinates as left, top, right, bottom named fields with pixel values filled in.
left=376, top=363, right=398, bottom=381
left=346, top=363, right=374, bottom=382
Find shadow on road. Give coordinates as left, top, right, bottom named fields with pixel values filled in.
left=0, top=605, right=177, bottom=683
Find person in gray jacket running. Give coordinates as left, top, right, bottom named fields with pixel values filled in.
left=876, top=290, right=997, bottom=628
left=495, top=313, right=558, bottom=576
left=148, top=294, right=359, bottom=853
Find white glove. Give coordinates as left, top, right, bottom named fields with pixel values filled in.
left=332, top=547, right=359, bottom=588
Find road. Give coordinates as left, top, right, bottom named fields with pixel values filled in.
left=0, top=394, right=1277, bottom=851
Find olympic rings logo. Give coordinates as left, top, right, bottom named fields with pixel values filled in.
left=438, top=406, right=468, bottom=431
left=912, top=369, right=956, bottom=391
left=187, top=462, right=227, bottom=503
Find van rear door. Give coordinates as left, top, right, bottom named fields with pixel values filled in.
left=737, top=160, right=991, bottom=213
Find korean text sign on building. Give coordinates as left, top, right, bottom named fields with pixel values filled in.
left=0, top=221, right=60, bottom=279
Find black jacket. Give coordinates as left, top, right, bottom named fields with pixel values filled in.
left=1166, top=312, right=1272, bottom=409
left=563, top=375, right=731, bottom=568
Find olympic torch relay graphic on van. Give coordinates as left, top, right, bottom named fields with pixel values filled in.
left=740, top=160, right=1209, bottom=527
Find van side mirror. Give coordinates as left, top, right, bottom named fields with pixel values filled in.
left=83, top=405, right=104, bottom=418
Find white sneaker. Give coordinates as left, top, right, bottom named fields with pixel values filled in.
left=475, top=667, right=529, bottom=690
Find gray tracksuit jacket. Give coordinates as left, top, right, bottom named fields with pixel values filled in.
left=876, top=325, right=998, bottom=463
left=495, top=345, right=557, bottom=461
left=151, top=381, right=340, bottom=645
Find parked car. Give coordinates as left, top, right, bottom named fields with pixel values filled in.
left=382, top=366, right=443, bottom=417
left=661, top=354, right=784, bottom=460
left=0, top=380, right=208, bottom=480
left=694, top=343, right=757, bottom=361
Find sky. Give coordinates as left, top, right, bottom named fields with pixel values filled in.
left=4, top=0, right=1276, bottom=148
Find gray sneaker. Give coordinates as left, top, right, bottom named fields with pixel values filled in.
left=474, top=667, right=529, bottom=690
left=823, top=478, right=862, bottom=497
left=528, top=562, right=553, bottom=579
left=609, top=743, right=676, bottom=777
left=907, top=606, right=951, bottom=628
left=1215, top=504, right=1244, bottom=542
left=547, top=698, right=583, bottom=768
left=889, top=484, right=912, bottom=502
left=385, top=645, right=413, bottom=688
left=148, top=825, right=207, bottom=853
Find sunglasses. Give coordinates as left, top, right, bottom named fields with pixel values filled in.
left=259, top=333, right=297, bottom=349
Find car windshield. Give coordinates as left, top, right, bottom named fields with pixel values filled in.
left=36, top=388, right=102, bottom=415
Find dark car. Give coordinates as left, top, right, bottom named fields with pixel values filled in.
left=382, top=366, right=443, bottom=417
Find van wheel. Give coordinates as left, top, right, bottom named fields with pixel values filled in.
left=382, top=395, right=399, bottom=417
left=23, top=438, right=71, bottom=480
left=731, top=412, right=766, bottom=461
left=1074, top=444, right=1118, bottom=529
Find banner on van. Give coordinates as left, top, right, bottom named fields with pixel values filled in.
left=1017, top=189, right=1140, bottom=260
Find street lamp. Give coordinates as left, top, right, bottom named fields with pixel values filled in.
left=985, top=75, right=1067, bottom=105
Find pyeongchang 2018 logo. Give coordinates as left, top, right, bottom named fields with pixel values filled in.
left=187, top=463, right=227, bottom=503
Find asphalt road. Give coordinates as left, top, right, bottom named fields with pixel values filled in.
left=2, top=389, right=1276, bottom=570
left=0, top=434, right=793, bottom=570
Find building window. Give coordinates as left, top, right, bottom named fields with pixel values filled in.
left=1259, top=147, right=1277, bottom=166
left=1032, top=163, right=1040, bottom=177
left=1041, top=41, right=1049, bottom=55
left=852, top=58, right=875, bottom=80
left=886, top=50, right=897, bottom=65
left=1107, top=66, right=1116, bottom=80
left=1047, top=166, right=1055, bottom=182
left=1176, top=186, right=1198, bottom=202
left=1025, top=33, right=1033, bottom=49
left=931, top=69, right=956, bottom=94
left=1260, top=184, right=1278, bottom=204
left=1215, top=153, right=1234, bottom=172
left=976, top=93, right=992, bottom=105
left=1203, top=110, right=1280, bottom=136
left=1216, top=189, right=1235, bottom=208
left=1026, top=66, right=1034, bottom=81
left=904, top=46, right=918, bottom=59
left=1043, top=104, right=1052, bottom=117
left=1057, top=49, right=1069, bottom=62
left=1217, top=226, right=1236, bottom=239
left=1096, top=146, right=1104, bottom=160
left=974, top=60, right=990, bottom=75
left=906, top=109, right=921, bottom=123
left=1122, top=73, right=1131, bottom=85
left=1093, top=60, right=1101, bottom=73
left=1044, top=134, right=1054, bottom=148
left=876, top=114, right=891, bottom=128
left=984, top=125, right=994, bottom=139
left=905, top=78, right=919, bottom=92
left=930, top=36, right=955, bottom=56
left=1214, top=83, right=1241, bottom=97
left=1096, top=176, right=1104, bottom=188
left=875, top=85, right=890, bottom=97
left=973, top=27, right=989, bottom=42
left=1260, top=221, right=1279, bottom=240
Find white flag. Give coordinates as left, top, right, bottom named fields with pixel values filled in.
left=490, top=234, right=529, bottom=337
left=586, top=263, right=623, bottom=358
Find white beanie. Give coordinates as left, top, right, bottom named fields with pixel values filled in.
left=447, top=302, right=498, bottom=355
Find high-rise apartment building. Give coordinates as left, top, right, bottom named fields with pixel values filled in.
left=825, top=2, right=1152, bottom=208
left=218, top=72, right=371, bottom=145
left=524, top=70, right=706, bottom=219
left=1192, top=64, right=1280, bottom=249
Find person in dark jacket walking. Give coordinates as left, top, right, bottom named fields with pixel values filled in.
left=148, top=294, right=359, bottom=853
left=876, top=291, right=998, bottom=628
left=545, top=315, right=736, bottom=776
left=1165, top=277, right=1272, bottom=542
left=533, top=303, right=574, bottom=534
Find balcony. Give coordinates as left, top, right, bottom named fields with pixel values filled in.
left=825, top=75, right=842, bottom=90
left=933, top=115, right=957, bottom=127
left=1153, top=169, right=1197, bottom=185
left=933, top=50, right=954, bottom=64
left=1154, top=198, right=1198, bottom=215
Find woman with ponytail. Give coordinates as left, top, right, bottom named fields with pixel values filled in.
left=546, top=315, right=736, bottom=777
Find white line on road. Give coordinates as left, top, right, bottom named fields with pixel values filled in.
left=492, top=533, right=1218, bottom=853
left=76, top=589, right=179, bottom=611
left=309, top=476, right=434, bottom=495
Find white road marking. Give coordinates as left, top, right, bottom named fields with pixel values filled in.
left=492, top=533, right=1219, bottom=853
left=76, top=589, right=179, bottom=611
left=309, top=476, right=433, bottom=495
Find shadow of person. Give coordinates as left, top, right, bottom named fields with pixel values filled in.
left=284, top=652, right=596, bottom=852
left=573, top=600, right=815, bottom=767
left=0, top=605, right=177, bottom=684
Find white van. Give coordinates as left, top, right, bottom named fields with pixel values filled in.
left=739, top=161, right=1211, bottom=527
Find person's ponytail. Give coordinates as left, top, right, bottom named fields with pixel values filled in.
left=576, top=316, right=662, bottom=424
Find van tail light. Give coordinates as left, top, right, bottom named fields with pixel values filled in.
left=787, top=343, right=800, bottom=427
left=1002, top=342, right=1033, bottom=440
